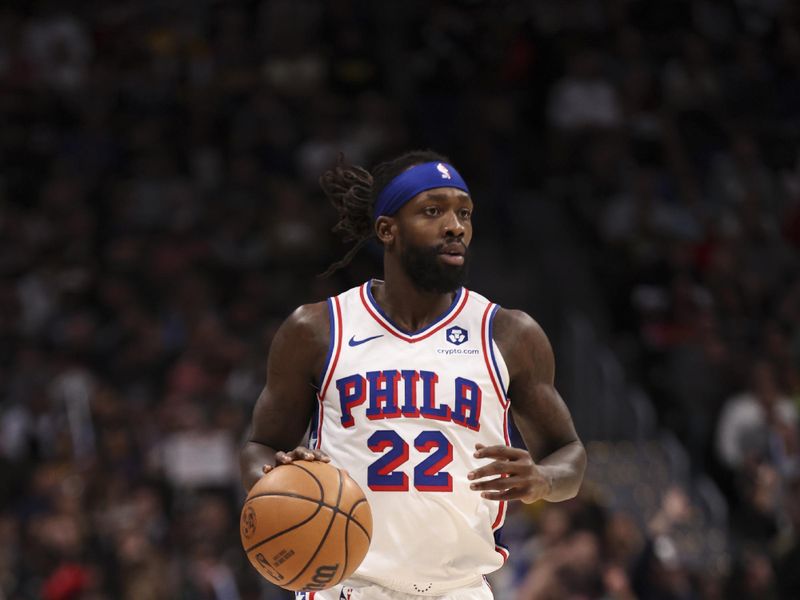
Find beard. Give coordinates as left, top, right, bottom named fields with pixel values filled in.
left=399, top=240, right=470, bottom=294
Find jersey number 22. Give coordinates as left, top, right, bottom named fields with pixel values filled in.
left=367, top=430, right=453, bottom=492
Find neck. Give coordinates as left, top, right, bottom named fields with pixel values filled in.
left=372, top=260, right=458, bottom=333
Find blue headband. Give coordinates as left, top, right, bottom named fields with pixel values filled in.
left=374, top=162, right=470, bottom=220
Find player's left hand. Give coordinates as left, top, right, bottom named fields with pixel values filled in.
left=467, top=443, right=552, bottom=504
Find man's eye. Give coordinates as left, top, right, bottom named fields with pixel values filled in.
left=424, top=207, right=440, bottom=216
left=460, top=209, right=472, bottom=219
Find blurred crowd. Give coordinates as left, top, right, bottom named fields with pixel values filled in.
left=1, top=0, right=799, bottom=599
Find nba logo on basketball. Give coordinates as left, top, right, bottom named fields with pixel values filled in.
left=446, top=326, right=468, bottom=345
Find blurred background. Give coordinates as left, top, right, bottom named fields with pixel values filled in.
left=1, top=0, right=799, bottom=598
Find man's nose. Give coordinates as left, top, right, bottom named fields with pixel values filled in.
left=443, top=210, right=466, bottom=237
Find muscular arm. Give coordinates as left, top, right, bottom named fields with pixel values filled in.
left=239, top=302, right=330, bottom=491
left=491, top=308, right=586, bottom=502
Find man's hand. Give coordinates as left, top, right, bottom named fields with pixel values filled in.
left=262, top=446, right=331, bottom=475
left=467, top=443, right=552, bottom=503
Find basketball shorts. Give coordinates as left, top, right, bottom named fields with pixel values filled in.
left=295, top=577, right=493, bottom=600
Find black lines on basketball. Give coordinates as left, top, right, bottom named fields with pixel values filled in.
left=342, top=512, right=352, bottom=585
left=347, top=498, right=371, bottom=541
left=243, top=497, right=323, bottom=554
left=244, top=492, right=370, bottom=539
left=284, top=469, right=342, bottom=588
left=333, top=469, right=346, bottom=586
left=284, top=505, right=337, bottom=587
left=334, top=466, right=344, bottom=507
left=287, top=462, right=325, bottom=501
left=240, top=461, right=372, bottom=591
left=245, top=491, right=323, bottom=503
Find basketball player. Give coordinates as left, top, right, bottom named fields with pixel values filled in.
left=241, top=151, right=586, bottom=599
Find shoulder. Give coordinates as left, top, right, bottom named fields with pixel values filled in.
left=492, top=308, right=551, bottom=350
left=278, top=301, right=330, bottom=345
left=491, top=307, right=554, bottom=384
left=269, top=301, right=331, bottom=376
left=718, top=393, right=759, bottom=422
left=287, top=301, right=330, bottom=329
left=777, top=398, right=799, bottom=422
left=720, top=393, right=756, bottom=412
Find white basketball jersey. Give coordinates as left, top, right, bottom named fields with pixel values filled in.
left=309, top=280, right=511, bottom=592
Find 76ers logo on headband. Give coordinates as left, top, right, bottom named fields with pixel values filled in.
left=446, top=326, right=468, bottom=345
left=437, top=163, right=452, bottom=179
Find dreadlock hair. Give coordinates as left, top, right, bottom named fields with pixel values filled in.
left=319, top=149, right=452, bottom=277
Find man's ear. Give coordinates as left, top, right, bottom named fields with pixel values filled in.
left=375, top=216, right=396, bottom=246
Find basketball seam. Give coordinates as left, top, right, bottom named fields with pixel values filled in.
left=282, top=505, right=338, bottom=587
left=243, top=499, right=324, bottom=554
left=334, top=468, right=346, bottom=587
left=284, top=463, right=345, bottom=588
left=244, top=493, right=371, bottom=540
left=347, top=498, right=369, bottom=540
left=343, top=513, right=351, bottom=586
left=287, top=462, right=325, bottom=499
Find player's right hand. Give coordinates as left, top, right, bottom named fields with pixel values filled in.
left=263, top=446, right=331, bottom=474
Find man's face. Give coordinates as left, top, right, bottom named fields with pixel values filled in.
left=393, top=187, right=473, bottom=293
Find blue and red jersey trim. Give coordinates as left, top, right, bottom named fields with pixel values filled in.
left=360, top=280, right=469, bottom=343
left=313, top=296, right=343, bottom=450
left=487, top=304, right=508, bottom=400
left=480, top=303, right=509, bottom=409
left=481, top=301, right=511, bottom=563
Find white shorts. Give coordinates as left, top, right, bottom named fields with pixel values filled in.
left=295, top=577, right=493, bottom=600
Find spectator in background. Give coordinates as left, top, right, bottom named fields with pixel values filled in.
left=548, top=49, right=621, bottom=132
left=774, top=473, right=800, bottom=598
left=715, top=360, right=798, bottom=474
left=22, top=5, right=92, bottom=92
left=1, top=1, right=799, bottom=598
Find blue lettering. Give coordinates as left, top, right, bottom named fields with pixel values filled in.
left=334, top=371, right=484, bottom=431
left=365, top=370, right=401, bottom=420
left=419, top=370, right=450, bottom=421
left=452, top=377, right=481, bottom=431
left=400, top=370, right=420, bottom=417
left=336, top=374, right=366, bottom=428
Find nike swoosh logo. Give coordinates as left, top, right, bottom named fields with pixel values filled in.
left=348, top=334, right=383, bottom=347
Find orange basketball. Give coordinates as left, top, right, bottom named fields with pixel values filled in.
left=240, top=460, right=372, bottom=591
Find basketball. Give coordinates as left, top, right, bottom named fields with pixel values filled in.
left=240, top=460, right=372, bottom=591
